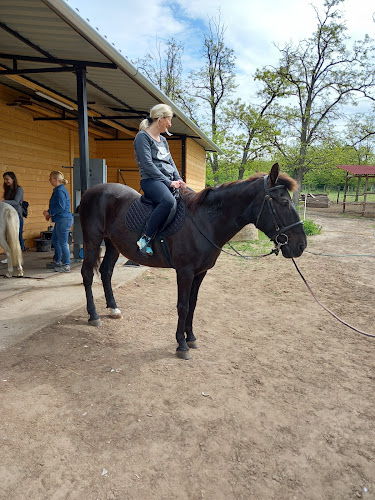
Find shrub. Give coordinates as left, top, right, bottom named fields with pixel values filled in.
left=303, top=218, right=322, bottom=235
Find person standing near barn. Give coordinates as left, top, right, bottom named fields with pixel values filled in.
left=133, top=103, right=186, bottom=256
left=1, top=172, right=25, bottom=263
left=43, top=171, right=73, bottom=273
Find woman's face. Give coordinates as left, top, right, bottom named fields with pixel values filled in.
left=49, top=176, right=60, bottom=187
left=3, top=175, right=14, bottom=187
left=159, top=116, right=172, bottom=133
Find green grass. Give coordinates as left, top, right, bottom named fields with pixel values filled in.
left=224, top=231, right=273, bottom=256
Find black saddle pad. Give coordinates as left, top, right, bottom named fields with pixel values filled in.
left=126, top=196, right=186, bottom=236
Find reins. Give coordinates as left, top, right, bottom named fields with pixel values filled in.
left=291, top=258, right=375, bottom=339
left=187, top=213, right=280, bottom=259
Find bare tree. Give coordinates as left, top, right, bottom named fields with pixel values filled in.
left=133, top=37, right=197, bottom=120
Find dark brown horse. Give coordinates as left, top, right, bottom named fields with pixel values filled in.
left=79, top=163, right=306, bottom=359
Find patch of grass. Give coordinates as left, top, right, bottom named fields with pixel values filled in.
left=224, top=231, right=274, bottom=257
left=303, top=218, right=322, bottom=235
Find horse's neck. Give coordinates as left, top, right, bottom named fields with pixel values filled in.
left=200, top=180, right=260, bottom=245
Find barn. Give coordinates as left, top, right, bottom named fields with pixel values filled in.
left=0, top=0, right=219, bottom=250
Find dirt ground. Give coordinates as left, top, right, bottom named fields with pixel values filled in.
left=1, top=210, right=375, bottom=500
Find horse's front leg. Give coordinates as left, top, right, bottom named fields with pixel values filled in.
left=175, top=269, right=194, bottom=360
left=185, top=271, right=207, bottom=349
left=5, top=257, right=13, bottom=278
left=3, top=248, right=13, bottom=278
left=100, top=239, right=122, bottom=319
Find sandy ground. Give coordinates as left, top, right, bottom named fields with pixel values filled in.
left=0, top=211, right=375, bottom=500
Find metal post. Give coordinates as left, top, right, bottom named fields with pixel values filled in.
left=181, top=137, right=186, bottom=182
left=76, top=66, right=89, bottom=194
left=343, top=173, right=348, bottom=213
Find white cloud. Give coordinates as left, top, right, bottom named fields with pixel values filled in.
left=68, top=0, right=375, bottom=100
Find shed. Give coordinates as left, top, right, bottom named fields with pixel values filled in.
left=337, top=165, right=375, bottom=216
left=0, top=0, right=220, bottom=249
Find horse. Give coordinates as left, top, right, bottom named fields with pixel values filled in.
left=0, top=202, right=23, bottom=278
left=79, top=163, right=306, bottom=359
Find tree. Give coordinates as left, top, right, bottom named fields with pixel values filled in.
left=132, top=38, right=197, bottom=121
left=189, top=15, right=237, bottom=183
left=221, top=72, right=290, bottom=180
left=255, top=0, right=375, bottom=203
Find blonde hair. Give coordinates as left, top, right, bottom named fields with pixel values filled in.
left=139, top=104, right=173, bottom=131
left=50, top=170, right=68, bottom=185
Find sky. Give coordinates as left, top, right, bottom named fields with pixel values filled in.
left=67, top=0, right=375, bottom=112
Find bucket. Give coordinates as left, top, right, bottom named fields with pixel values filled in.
left=34, top=238, right=52, bottom=252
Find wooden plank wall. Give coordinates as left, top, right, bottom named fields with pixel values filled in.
left=185, top=138, right=206, bottom=192
left=0, top=85, right=97, bottom=249
left=96, top=137, right=185, bottom=192
left=1, top=82, right=207, bottom=253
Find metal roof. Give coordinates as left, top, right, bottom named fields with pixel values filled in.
left=0, top=0, right=220, bottom=152
left=337, top=165, right=375, bottom=175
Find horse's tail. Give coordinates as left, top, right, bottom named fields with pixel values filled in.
left=5, top=208, right=23, bottom=267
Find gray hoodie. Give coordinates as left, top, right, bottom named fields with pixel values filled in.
left=133, top=130, right=182, bottom=187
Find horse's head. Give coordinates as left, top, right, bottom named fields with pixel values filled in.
left=255, top=163, right=307, bottom=258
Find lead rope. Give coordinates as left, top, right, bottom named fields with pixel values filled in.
left=292, top=258, right=375, bottom=339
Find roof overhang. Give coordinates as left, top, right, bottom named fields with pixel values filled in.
left=0, top=0, right=222, bottom=153
left=337, top=165, right=375, bottom=176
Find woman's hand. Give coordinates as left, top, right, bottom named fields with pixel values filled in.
left=170, top=180, right=186, bottom=189
left=43, top=210, right=50, bottom=221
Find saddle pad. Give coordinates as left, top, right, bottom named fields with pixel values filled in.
left=126, top=197, right=186, bottom=236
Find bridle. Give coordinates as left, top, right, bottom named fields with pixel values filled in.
left=255, top=175, right=303, bottom=251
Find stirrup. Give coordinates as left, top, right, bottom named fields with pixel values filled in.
left=137, top=235, right=153, bottom=256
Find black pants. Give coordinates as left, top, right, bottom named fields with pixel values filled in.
left=140, top=178, right=175, bottom=237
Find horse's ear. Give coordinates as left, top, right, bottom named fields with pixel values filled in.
left=269, top=163, right=280, bottom=186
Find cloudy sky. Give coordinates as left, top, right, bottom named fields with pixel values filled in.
left=68, top=0, right=375, bottom=106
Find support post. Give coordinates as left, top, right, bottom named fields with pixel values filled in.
left=342, top=172, right=349, bottom=213
left=73, top=66, right=89, bottom=260
left=362, top=175, right=369, bottom=216
left=76, top=66, right=89, bottom=194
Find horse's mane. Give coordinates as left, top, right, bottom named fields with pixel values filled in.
left=181, top=172, right=297, bottom=213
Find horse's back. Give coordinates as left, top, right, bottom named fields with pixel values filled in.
left=81, top=183, right=139, bottom=202
left=80, top=183, right=139, bottom=215
left=79, top=183, right=140, bottom=243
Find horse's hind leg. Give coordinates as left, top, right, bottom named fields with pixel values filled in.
left=185, top=271, right=207, bottom=349
left=100, top=238, right=122, bottom=319
left=81, top=241, right=102, bottom=327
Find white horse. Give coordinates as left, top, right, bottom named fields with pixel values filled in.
left=0, top=203, right=23, bottom=278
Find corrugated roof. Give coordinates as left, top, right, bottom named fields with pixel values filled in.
left=0, top=0, right=221, bottom=152
left=337, top=165, right=375, bottom=175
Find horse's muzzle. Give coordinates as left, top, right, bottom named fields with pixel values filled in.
left=281, top=239, right=307, bottom=258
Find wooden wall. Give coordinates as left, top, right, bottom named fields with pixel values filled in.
left=0, top=85, right=97, bottom=249
left=1, top=83, right=208, bottom=252
left=185, top=138, right=207, bottom=192
left=96, top=136, right=187, bottom=193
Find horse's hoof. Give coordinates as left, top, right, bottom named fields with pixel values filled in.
left=187, top=340, right=199, bottom=349
left=176, top=349, right=192, bottom=360
left=88, top=318, right=102, bottom=327
left=17, top=272, right=24, bottom=278
left=109, top=308, right=123, bottom=319
left=4, top=274, right=12, bottom=279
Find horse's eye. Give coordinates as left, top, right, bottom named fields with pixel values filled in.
left=280, top=198, right=288, bottom=207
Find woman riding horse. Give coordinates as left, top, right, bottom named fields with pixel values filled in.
left=133, top=104, right=186, bottom=256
